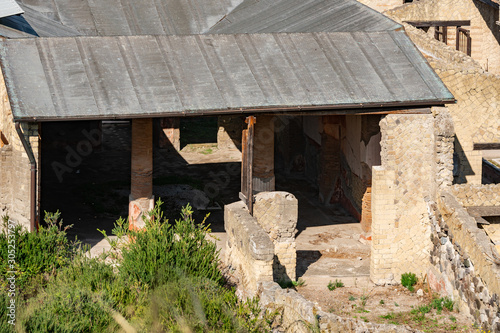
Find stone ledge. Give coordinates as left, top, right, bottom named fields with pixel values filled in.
left=225, top=201, right=274, bottom=261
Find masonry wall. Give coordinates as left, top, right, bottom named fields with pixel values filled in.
left=400, top=23, right=500, bottom=184
left=224, top=201, right=274, bottom=296
left=427, top=192, right=500, bottom=331
left=253, top=192, right=298, bottom=282
left=357, top=0, right=403, bottom=13
left=371, top=113, right=440, bottom=283
left=0, top=69, right=39, bottom=230
left=385, top=0, right=500, bottom=74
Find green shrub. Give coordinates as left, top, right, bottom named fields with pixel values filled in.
left=0, top=212, right=77, bottom=295
left=431, top=296, right=454, bottom=312
left=401, top=272, right=418, bottom=292
left=115, top=200, right=223, bottom=287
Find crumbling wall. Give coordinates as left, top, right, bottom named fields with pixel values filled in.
left=427, top=192, right=500, bottom=331
left=385, top=0, right=500, bottom=74
left=225, top=201, right=274, bottom=296
left=258, top=281, right=420, bottom=333
left=400, top=23, right=500, bottom=184
left=0, top=68, right=39, bottom=230
left=253, top=192, right=298, bottom=282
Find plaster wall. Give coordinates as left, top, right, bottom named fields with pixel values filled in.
left=0, top=69, right=39, bottom=230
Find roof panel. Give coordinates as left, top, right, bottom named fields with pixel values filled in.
left=15, top=0, right=244, bottom=36
left=0, top=32, right=454, bottom=121
left=208, top=0, right=401, bottom=34
left=0, top=0, right=23, bottom=18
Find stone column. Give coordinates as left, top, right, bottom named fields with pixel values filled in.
left=253, top=116, right=275, bottom=192
left=158, top=117, right=180, bottom=151
left=129, top=118, right=154, bottom=230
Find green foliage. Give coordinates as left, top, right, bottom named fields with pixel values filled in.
left=278, top=278, right=305, bottom=289
left=430, top=296, right=454, bottom=313
left=117, top=200, right=222, bottom=287
left=348, top=295, right=356, bottom=301
left=401, top=272, right=418, bottom=292
left=0, top=211, right=77, bottom=294
left=327, top=279, right=344, bottom=291
left=379, top=299, right=385, bottom=305
left=2, top=203, right=275, bottom=332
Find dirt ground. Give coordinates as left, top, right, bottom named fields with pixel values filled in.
left=41, top=122, right=477, bottom=332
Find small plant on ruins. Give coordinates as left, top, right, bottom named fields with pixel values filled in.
left=327, top=279, right=344, bottom=291
left=278, top=278, right=305, bottom=289
left=401, top=272, right=418, bottom=292
left=379, top=299, right=385, bottom=305
left=293, top=278, right=306, bottom=287
left=431, top=296, right=454, bottom=313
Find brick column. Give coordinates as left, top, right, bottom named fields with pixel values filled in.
left=158, top=117, right=180, bottom=151
left=129, top=118, right=154, bottom=230
left=253, top=116, right=275, bottom=192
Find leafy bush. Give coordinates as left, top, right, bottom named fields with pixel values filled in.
left=111, top=200, right=223, bottom=287
left=431, top=296, right=454, bottom=312
left=401, top=272, right=418, bottom=292
left=0, top=212, right=77, bottom=295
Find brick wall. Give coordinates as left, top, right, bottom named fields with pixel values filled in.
left=0, top=69, right=39, bottom=230
left=385, top=0, right=500, bottom=75
left=401, top=23, right=500, bottom=184
left=371, top=113, right=438, bottom=283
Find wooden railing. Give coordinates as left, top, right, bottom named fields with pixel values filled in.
left=456, top=27, right=471, bottom=56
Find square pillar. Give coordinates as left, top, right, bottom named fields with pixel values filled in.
left=157, top=117, right=180, bottom=151
left=253, top=116, right=275, bottom=192
left=129, top=118, right=154, bottom=230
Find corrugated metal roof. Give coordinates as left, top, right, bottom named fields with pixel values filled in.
left=0, top=32, right=453, bottom=121
left=208, top=0, right=402, bottom=34
left=0, top=0, right=23, bottom=19
left=14, top=0, right=244, bottom=36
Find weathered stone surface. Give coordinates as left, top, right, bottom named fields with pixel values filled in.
left=225, top=201, right=274, bottom=296
left=258, top=281, right=422, bottom=333
left=425, top=193, right=500, bottom=331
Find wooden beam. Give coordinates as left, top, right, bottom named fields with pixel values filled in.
left=474, top=143, right=500, bottom=150
left=467, top=206, right=500, bottom=218
left=405, top=20, right=471, bottom=27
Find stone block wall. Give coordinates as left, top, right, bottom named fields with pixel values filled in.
left=400, top=23, right=500, bottom=184
left=0, top=69, right=39, bottom=230
left=449, top=184, right=500, bottom=206
left=253, top=192, right=298, bottom=282
left=427, top=193, right=500, bottom=330
left=224, top=201, right=274, bottom=296
left=371, top=113, right=437, bottom=283
left=385, top=0, right=500, bottom=75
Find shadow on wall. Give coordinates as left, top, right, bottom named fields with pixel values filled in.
left=217, top=115, right=246, bottom=151
left=453, top=136, right=474, bottom=184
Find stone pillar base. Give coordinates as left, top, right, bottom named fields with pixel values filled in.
left=129, top=195, right=154, bottom=230
left=253, top=176, right=275, bottom=193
